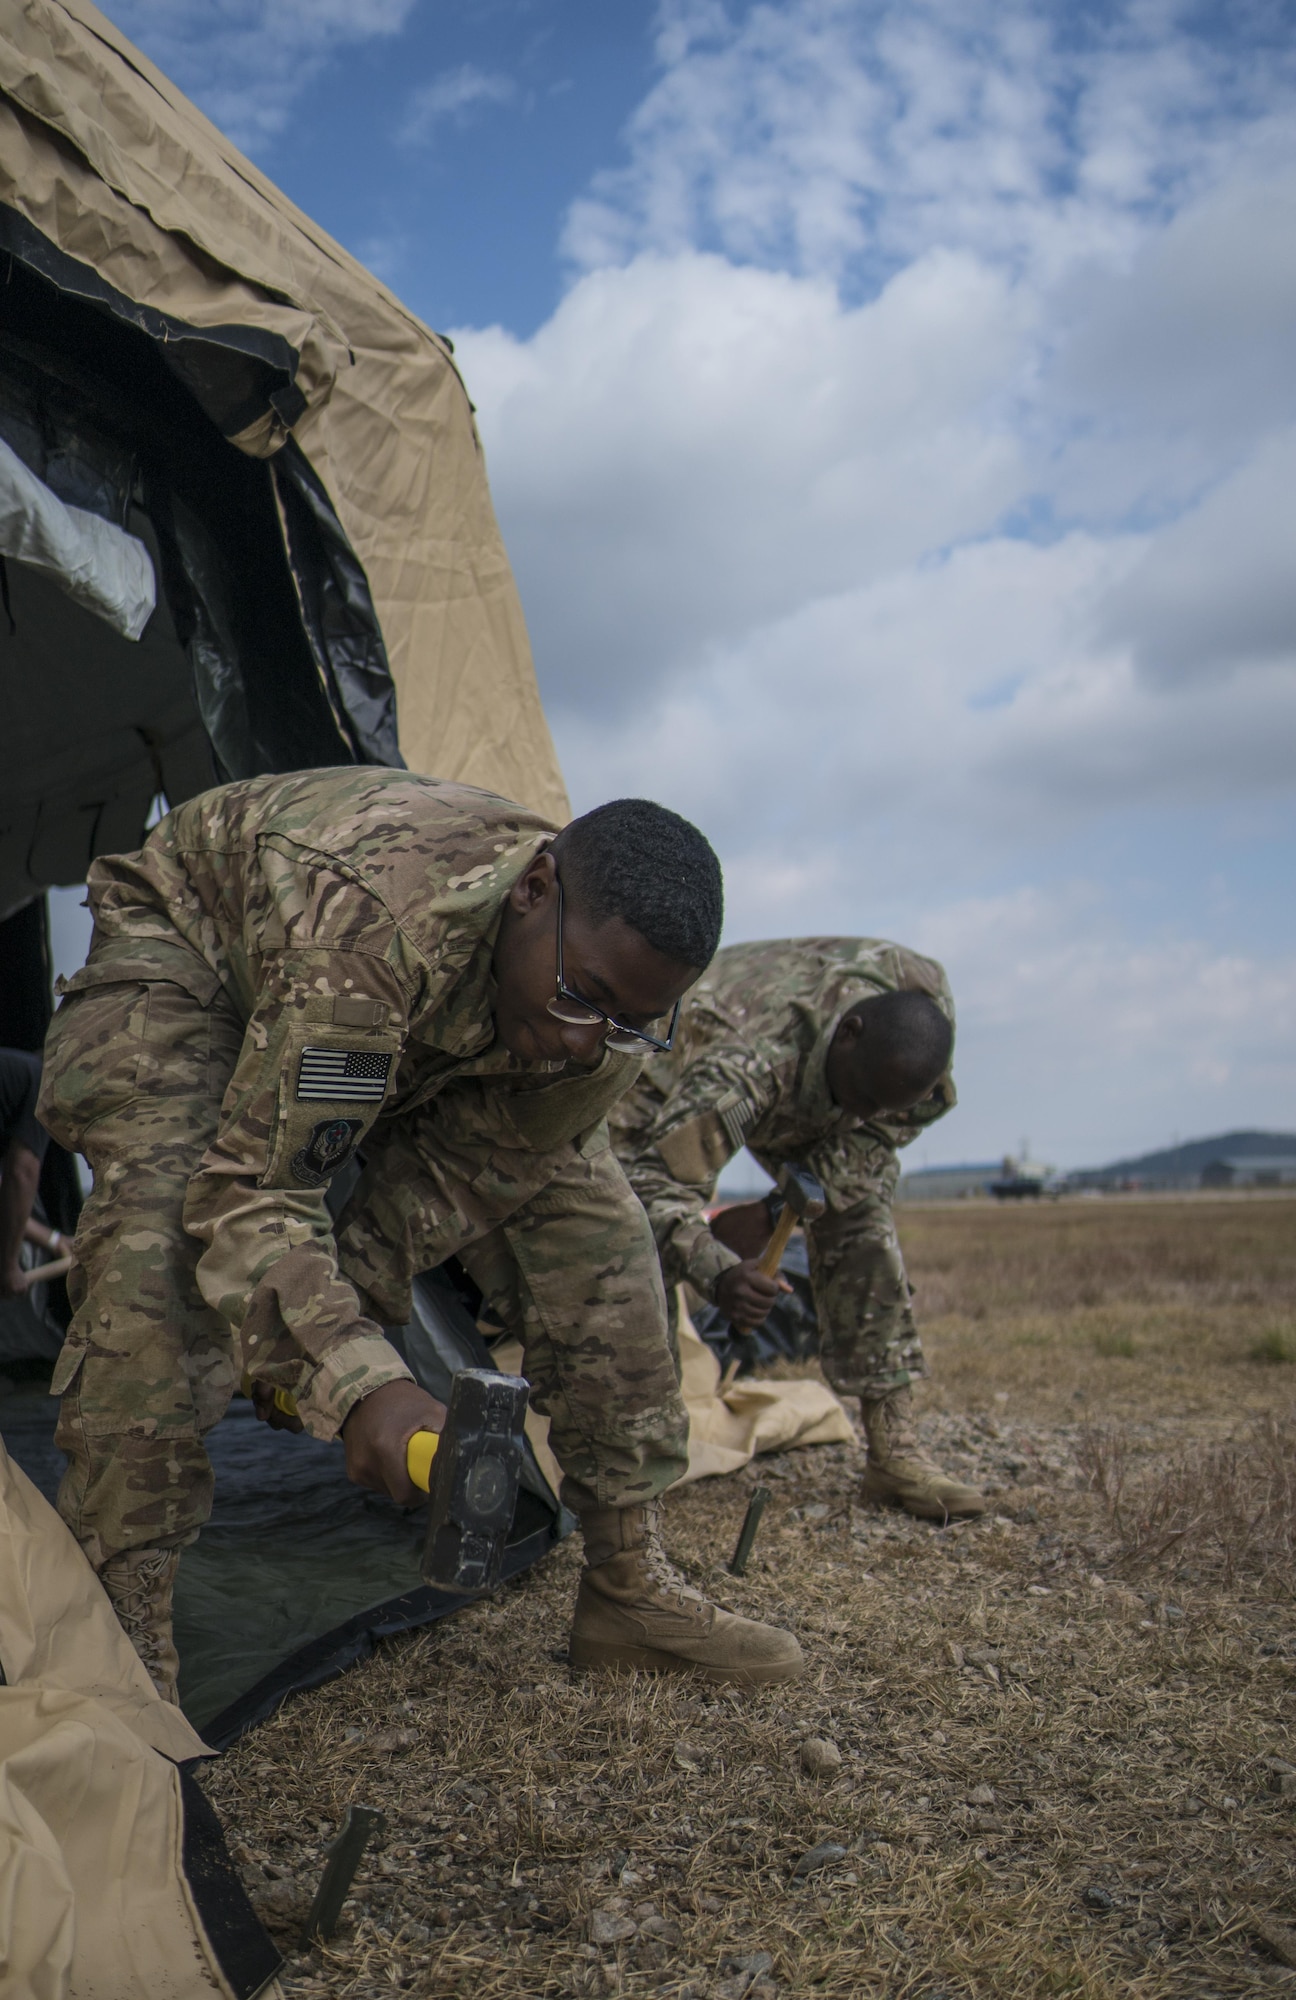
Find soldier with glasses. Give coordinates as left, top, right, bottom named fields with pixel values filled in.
left=39, top=772, right=803, bottom=1699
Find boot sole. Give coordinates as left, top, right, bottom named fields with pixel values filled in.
left=860, top=1477, right=987, bottom=1522
left=568, top=1637, right=803, bottom=1686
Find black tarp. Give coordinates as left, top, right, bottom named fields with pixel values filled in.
left=0, top=1267, right=570, bottom=1749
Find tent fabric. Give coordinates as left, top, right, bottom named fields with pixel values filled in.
left=0, top=435, right=156, bottom=639
left=674, top=1296, right=856, bottom=1479
left=0, top=1439, right=283, bottom=2000
left=496, top=1296, right=855, bottom=1494
left=0, top=0, right=569, bottom=823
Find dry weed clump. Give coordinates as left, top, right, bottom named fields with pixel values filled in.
left=201, top=1197, right=1296, bottom=1999
left=1080, top=1412, right=1296, bottom=1588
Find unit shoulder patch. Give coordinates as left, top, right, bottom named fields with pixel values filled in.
left=291, top=1116, right=364, bottom=1186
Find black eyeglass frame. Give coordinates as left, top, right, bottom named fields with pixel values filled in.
left=548, top=876, right=682, bottom=1053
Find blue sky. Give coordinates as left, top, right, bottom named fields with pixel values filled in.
left=83, top=0, right=1296, bottom=1170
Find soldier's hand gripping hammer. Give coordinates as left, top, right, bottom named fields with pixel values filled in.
left=242, top=1367, right=530, bottom=1596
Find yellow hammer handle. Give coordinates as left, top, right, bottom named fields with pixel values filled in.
left=756, top=1204, right=798, bottom=1278
left=240, top=1374, right=440, bottom=1492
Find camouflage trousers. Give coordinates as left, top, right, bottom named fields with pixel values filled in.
left=805, top=1192, right=927, bottom=1404
left=38, top=977, right=689, bottom=1569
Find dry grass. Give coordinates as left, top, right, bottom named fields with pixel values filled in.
left=203, top=1195, right=1296, bottom=1999
left=1078, top=1415, right=1296, bottom=1588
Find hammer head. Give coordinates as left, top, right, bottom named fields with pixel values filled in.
left=421, top=1368, right=530, bottom=1596
left=777, top=1160, right=826, bottom=1224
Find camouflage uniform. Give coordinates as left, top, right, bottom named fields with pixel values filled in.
left=38, top=770, right=688, bottom=1570
left=608, top=938, right=955, bottom=1403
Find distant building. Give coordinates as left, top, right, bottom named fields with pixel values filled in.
left=895, top=1163, right=1000, bottom=1203
left=1199, top=1155, right=1296, bottom=1190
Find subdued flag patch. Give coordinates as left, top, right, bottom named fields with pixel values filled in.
left=296, top=1048, right=393, bottom=1103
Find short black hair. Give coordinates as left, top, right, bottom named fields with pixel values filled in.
left=844, top=988, right=953, bottom=1093
left=550, top=799, right=723, bottom=968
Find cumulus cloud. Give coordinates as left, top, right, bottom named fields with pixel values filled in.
left=398, top=64, right=516, bottom=147
left=563, top=0, right=1296, bottom=285
left=905, top=887, right=1296, bottom=1165
left=107, top=0, right=416, bottom=149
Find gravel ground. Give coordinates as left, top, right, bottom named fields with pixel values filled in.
left=200, top=1197, right=1296, bottom=1999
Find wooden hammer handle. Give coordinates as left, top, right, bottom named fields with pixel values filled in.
left=757, top=1205, right=798, bottom=1278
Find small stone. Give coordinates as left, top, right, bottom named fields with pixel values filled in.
left=800, top=1737, right=842, bottom=1778
left=1256, top=1917, right=1296, bottom=1970
left=254, top=1877, right=304, bottom=1920
left=1083, top=1886, right=1116, bottom=1913
left=714, top=1981, right=750, bottom=2000
left=944, top=1641, right=965, bottom=1667
left=1026, top=1583, right=1052, bottom=1596
left=968, top=1784, right=996, bottom=1806
left=973, top=1813, right=1007, bottom=1835
left=725, top=1952, right=774, bottom=1977
left=640, top=1916, right=683, bottom=1945
left=674, top=1743, right=704, bottom=1771
left=791, top=1840, right=847, bottom=1878
left=1267, top=1769, right=1296, bottom=1797
left=367, top=1727, right=419, bottom=1754
left=590, top=1909, right=637, bottom=1945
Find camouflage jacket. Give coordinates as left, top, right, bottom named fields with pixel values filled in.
left=607, top=937, right=955, bottom=1302
left=65, top=769, right=642, bottom=1433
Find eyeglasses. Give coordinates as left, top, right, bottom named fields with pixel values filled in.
left=546, top=877, right=681, bottom=1053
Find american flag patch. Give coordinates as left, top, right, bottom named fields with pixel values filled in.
left=718, top=1091, right=755, bottom=1152
left=297, top=1047, right=393, bottom=1103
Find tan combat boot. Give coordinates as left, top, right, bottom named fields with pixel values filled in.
left=860, top=1387, right=987, bottom=1522
left=569, top=1505, right=804, bottom=1686
left=99, top=1547, right=182, bottom=1703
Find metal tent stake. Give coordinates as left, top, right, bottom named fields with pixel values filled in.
left=729, top=1485, right=771, bottom=1576
left=300, top=1804, right=386, bottom=1948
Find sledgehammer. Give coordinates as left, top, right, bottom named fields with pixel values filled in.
left=720, top=1161, right=826, bottom=1391
left=758, top=1160, right=827, bottom=1277
left=244, top=1368, right=530, bottom=1596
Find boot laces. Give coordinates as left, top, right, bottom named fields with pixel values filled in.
left=103, top=1550, right=175, bottom=1639
left=642, top=1535, right=705, bottom=1608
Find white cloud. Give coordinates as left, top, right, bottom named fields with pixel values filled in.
left=105, top=0, right=416, bottom=149
left=1097, top=430, right=1296, bottom=686
left=398, top=64, right=516, bottom=147
left=460, top=246, right=1028, bottom=707
left=563, top=0, right=1296, bottom=285
left=903, top=887, right=1296, bottom=1166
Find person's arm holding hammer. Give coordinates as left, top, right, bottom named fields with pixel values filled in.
left=618, top=1051, right=792, bottom=1332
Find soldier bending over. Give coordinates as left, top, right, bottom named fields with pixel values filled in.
left=609, top=938, right=986, bottom=1521
left=38, top=771, right=802, bottom=1699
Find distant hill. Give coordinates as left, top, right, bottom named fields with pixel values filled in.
left=1075, top=1130, right=1296, bottom=1186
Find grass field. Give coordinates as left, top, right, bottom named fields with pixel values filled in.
left=208, top=1195, right=1296, bottom=1999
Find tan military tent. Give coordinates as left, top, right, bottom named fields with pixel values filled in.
left=0, top=0, right=568, bottom=933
